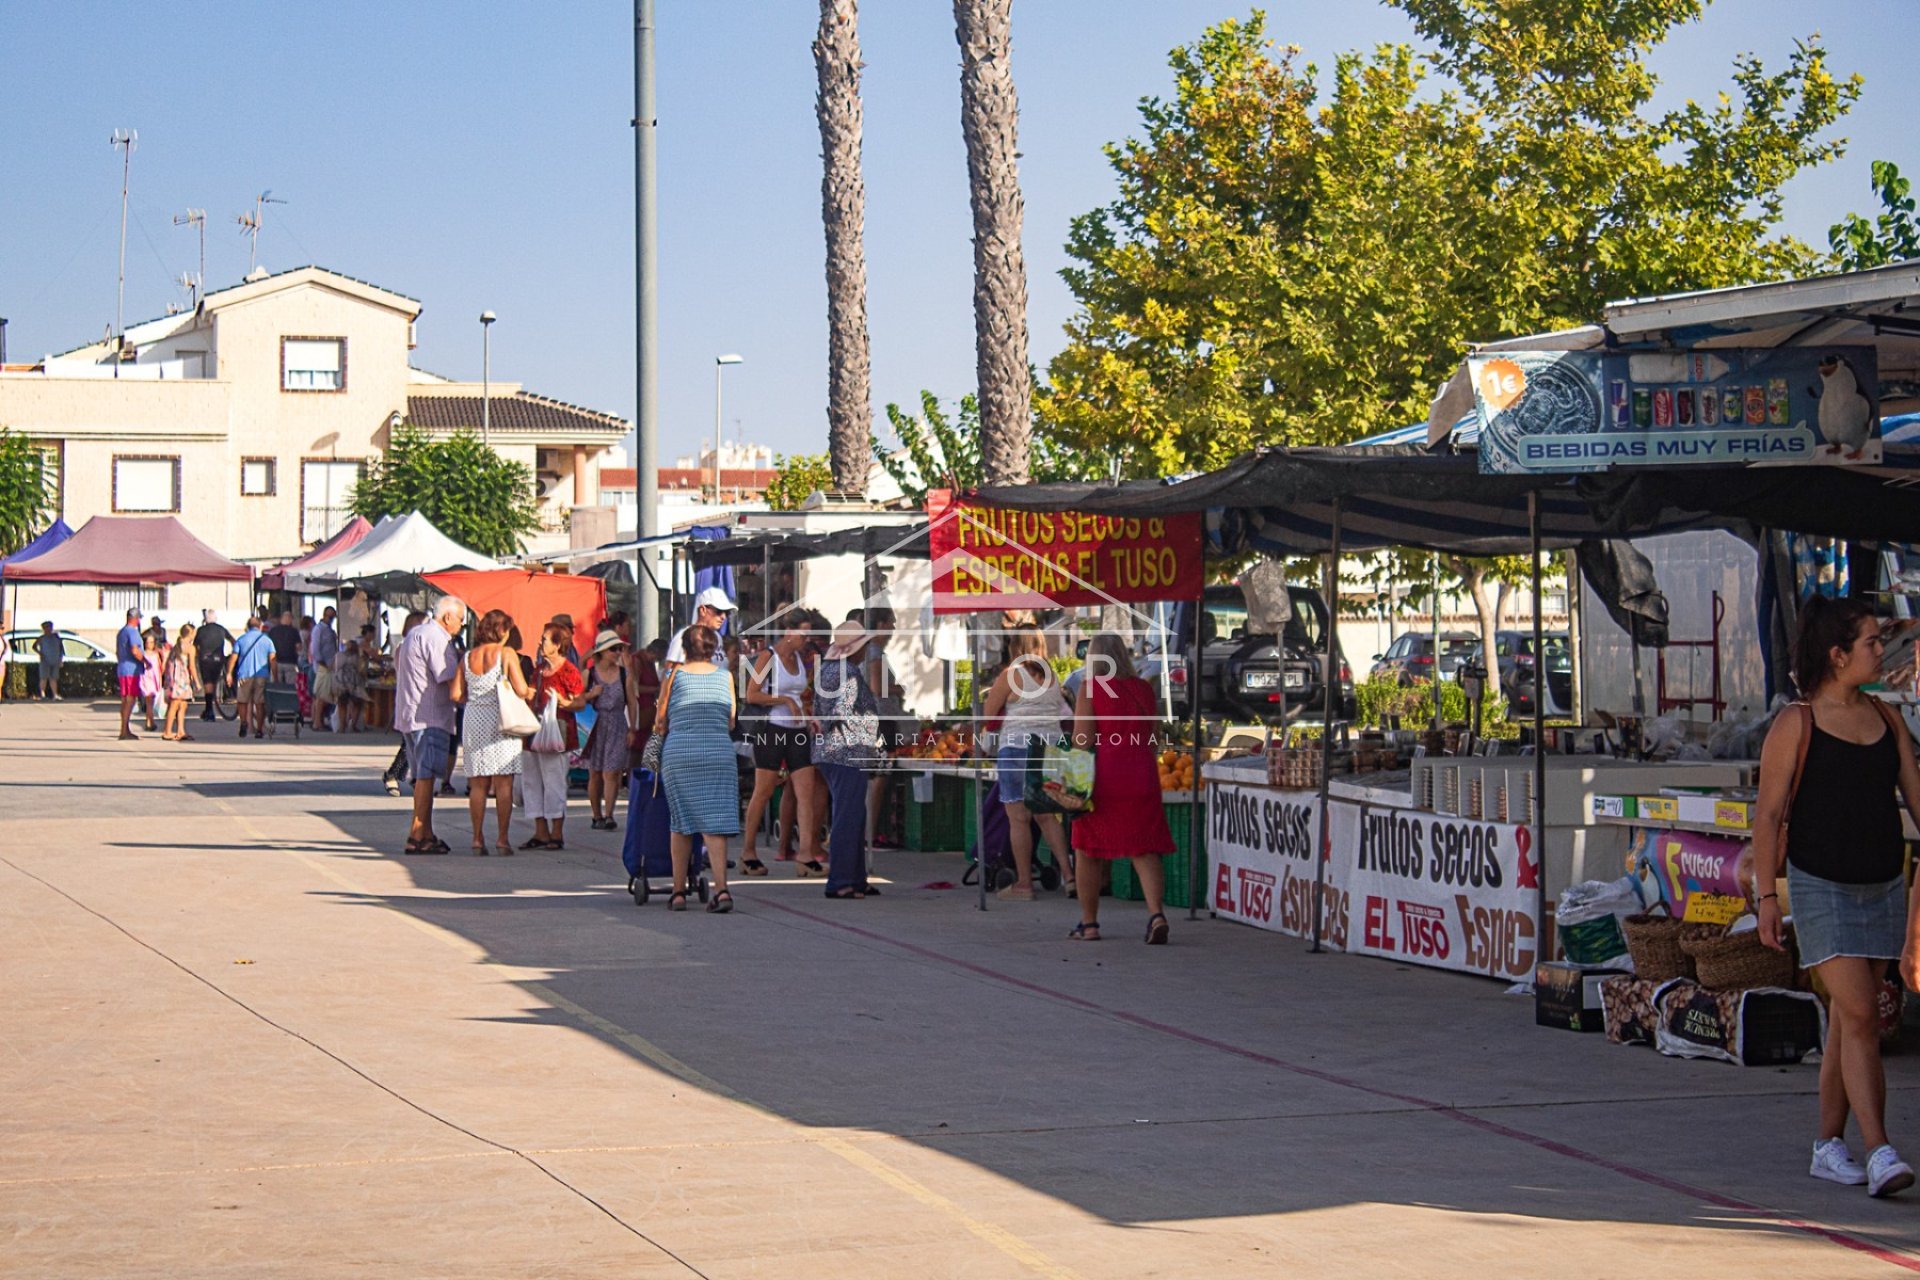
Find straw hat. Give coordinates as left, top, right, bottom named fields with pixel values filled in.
left=823, top=619, right=873, bottom=660
left=589, top=628, right=626, bottom=657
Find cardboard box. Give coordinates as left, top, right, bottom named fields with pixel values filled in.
left=1638, top=796, right=1679, bottom=823
left=1675, top=794, right=1721, bottom=827
left=1592, top=794, right=1637, bottom=820
left=1713, top=799, right=1754, bottom=831
left=1536, top=961, right=1632, bottom=1032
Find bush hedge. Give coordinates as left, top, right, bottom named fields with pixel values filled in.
left=5, top=661, right=119, bottom=699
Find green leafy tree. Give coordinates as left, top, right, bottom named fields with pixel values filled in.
left=871, top=389, right=1104, bottom=506
left=1041, top=4, right=1858, bottom=466
left=766, top=453, right=836, bottom=510
left=348, top=425, right=541, bottom=559
left=0, top=428, right=54, bottom=557
left=1830, top=160, right=1920, bottom=270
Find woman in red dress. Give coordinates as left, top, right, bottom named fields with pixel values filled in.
left=1068, top=633, right=1175, bottom=943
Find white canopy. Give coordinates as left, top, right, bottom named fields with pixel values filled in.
left=285, top=511, right=499, bottom=590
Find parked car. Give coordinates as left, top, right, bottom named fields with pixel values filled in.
left=1369, top=632, right=1478, bottom=686
left=1140, top=583, right=1355, bottom=724
left=5, top=629, right=112, bottom=664
left=1463, top=630, right=1572, bottom=716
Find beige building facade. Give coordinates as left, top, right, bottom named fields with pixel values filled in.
left=0, top=266, right=625, bottom=633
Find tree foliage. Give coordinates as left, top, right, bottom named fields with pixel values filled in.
left=871, top=389, right=1104, bottom=506
left=1040, top=3, right=1859, bottom=468
left=766, top=453, right=836, bottom=511
left=1829, top=161, right=1920, bottom=270
left=0, top=427, right=54, bottom=558
left=348, top=425, right=541, bottom=559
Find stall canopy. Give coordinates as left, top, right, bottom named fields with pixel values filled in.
left=261, top=515, right=374, bottom=592
left=684, top=522, right=930, bottom=568
left=421, top=569, right=606, bottom=656
left=0, top=519, right=74, bottom=583
left=287, top=511, right=498, bottom=590
left=6, top=515, right=252, bottom=584
left=974, top=445, right=1920, bottom=556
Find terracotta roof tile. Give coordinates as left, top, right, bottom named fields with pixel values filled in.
left=407, top=391, right=628, bottom=435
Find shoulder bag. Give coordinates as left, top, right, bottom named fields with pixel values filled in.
left=497, top=659, right=539, bottom=738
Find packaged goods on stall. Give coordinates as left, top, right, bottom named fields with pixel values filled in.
left=1602, top=976, right=1826, bottom=1064
left=1555, top=876, right=1645, bottom=968
left=1535, top=961, right=1632, bottom=1032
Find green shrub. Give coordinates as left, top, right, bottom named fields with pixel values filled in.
left=5, top=661, right=118, bottom=699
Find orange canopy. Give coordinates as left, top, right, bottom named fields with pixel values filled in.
left=422, top=568, right=607, bottom=658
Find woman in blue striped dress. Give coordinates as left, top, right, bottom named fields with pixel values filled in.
left=655, top=624, right=738, bottom=912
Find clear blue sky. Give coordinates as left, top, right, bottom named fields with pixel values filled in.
left=1, top=2, right=1911, bottom=465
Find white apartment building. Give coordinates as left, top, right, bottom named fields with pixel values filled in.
left=0, top=265, right=626, bottom=627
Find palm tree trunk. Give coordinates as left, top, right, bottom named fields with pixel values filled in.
left=953, top=0, right=1031, bottom=486
left=815, top=1, right=873, bottom=495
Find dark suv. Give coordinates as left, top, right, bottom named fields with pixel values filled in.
left=1461, top=630, right=1572, bottom=715
left=1143, top=584, right=1355, bottom=724
left=1369, top=632, right=1478, bottom=686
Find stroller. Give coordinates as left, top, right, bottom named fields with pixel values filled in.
left=964, top=780, right=1065, bottom=891
left=622, top=767, right=708, bottom=906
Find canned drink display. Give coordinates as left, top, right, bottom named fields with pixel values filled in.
left=1700, top=387, right=1719, bottom=425
left=1609, top=379, right=1630, bottom=427
left=1745, top=384, right=1767, bottom=425
left=1653, top=388, right=1675, bottom=427
left=1767, top=378, right=1790, bottom=425
left=1722, top=387, right=1743, bottom=423
left=1676, top=389, right=1695, bottom=425
left=1633, top=387, right=1652, bottom=427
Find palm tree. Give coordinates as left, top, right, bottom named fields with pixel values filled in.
left=815, top=0, right=873, bottom=495
left=953, top=0, right=1031, bottom=486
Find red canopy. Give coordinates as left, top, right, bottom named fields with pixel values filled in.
left=6, top=515, right=252, bottom=584
left=260, top=515, right=373, bottom=591
left=422, top=568, right=606, bottom=655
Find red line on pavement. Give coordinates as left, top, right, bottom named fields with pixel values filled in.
left=758, top=899, right=1920, bottom=1274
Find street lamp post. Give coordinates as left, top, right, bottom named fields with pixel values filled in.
left=480, top=311, right=497, bottom=445
left=713, top=353, right=743, bottom=503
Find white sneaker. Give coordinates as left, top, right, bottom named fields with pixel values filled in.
left=1811, top=1138, right=1868, bottom=1186
left=1868, top=1145, right=1915, bottom=1198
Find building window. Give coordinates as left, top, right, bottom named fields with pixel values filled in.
left=240, top=458, right=277, bottom=497
left=30, top=440, right=62, bottom=518
left=282, top=337, right=345, bottom=392
left=112, top=456, right=181, bottom=513
left=301, top=459, right=363, bottom=543
left=101, top=585, right=167, bottom=614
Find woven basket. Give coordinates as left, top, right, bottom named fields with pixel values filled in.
left=1622, top=909, right=1697, bottom=982
left=1679, top=926, right=1798, bottom=993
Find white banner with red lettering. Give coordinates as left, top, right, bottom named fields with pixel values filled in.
left=1206, top=782, right=1542, bottom=983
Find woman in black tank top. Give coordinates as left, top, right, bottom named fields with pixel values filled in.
left=1753, top=596, right=1920, bottom=1195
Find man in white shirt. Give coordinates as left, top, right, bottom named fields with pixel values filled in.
left=663, top=587, right=738, bottom=669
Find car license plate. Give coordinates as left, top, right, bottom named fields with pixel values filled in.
left=1285, top=671, right=1307, bottom=689
left=1243, top=670, right=1280, bottom=690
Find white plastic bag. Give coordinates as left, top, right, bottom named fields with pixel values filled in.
left=1555, top=875, right=1645, bottom=968
left=530, top=695, right=567, bottom=754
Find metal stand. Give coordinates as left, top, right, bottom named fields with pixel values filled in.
left=1529, top=492, right=1549, bottom=965
left=1311, top=498, right=1342, bottom=953
left=1186, top=589, right=1204, bottom=921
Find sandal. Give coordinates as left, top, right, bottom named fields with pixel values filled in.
left=1145, top=912, right=1170, bottom=946
left=472, top=843, right=489, bottom=856
left=857, top=884, right=881, bottom=896
left=707, top=890, right=734, bottom=914
left=496, top=842, right=514, bottom=858
left=668, top=891, right=688, bottom=912
left=404, top=837, right=450, bottom=856
left=519, top=836, right=549, bottom=850
left=825, top=886, right=864, bottom=900
left=741, top=858, right=769, bottom=877
left=795, top=859, right=827, bottom=879
left=1069, top=922, right=1101, bottom=941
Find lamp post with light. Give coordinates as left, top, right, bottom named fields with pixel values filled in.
left=480, top=311, right=497, bottom=446
left=713, top=352, right=743, bottom=503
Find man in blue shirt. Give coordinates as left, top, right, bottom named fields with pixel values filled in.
left=115, top=608, right=144, bottom=740
left=226, top=615, right=276, bottom=739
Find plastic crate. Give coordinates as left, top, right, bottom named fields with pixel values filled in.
left=1109, top=798, right=1208, bottom=908
left=903, top=773, right=978, bottom=852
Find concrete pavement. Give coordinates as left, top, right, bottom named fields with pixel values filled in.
left=5, top=699, right=1920, bottom=1277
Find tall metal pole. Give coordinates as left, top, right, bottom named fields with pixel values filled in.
left=633, top=0, right=662, bottom=643
left=480, top=312, right=494, bottom=445
left=1312, top=498, right=1343, bottom=953
left=111, top=129, right=136, bottom=375
left=1529, top=491, right=1549, bottom=963
left=713, top=361, right=723, bottom=504
left=1186, top=590, right=1204, bottom=921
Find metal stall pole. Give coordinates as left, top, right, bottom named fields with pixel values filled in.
left=973, top=612, right=988, bottom=912
left=1529, top=492, right=1549, bottom=963
left=1311, top=498, right=1343, bottom=953
left=1186, top=588, right=1204, bottom=921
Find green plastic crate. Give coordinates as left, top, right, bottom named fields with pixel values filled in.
left=1110, top=798, right=1208, bottom=908
left=903, top=773, right=979, bottom=852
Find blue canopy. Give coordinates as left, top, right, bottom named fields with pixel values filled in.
left=0, top=519, right=75, bottom=585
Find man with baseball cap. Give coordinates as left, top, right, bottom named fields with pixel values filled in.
left=663, top=586, right=737, bottom=669
left=115, top=607, right=145, bottom=739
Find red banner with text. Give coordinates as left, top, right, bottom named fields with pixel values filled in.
left=926, top=490, right=1203, bottom=614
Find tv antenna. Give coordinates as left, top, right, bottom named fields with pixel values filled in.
left=235, top=190, right=286, bottom=274
left=109, top=129, right=137, bottom=373
left=172, top=208, right=206, bottom=307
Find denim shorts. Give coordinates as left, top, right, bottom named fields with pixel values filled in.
left=1788, top=865, right=1907, bottom=969
left=997, top=736, right=1058, bottom=802
left=405, top=727, right=453, bottom=784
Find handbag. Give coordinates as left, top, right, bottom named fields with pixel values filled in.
left=530, top=693, right=568, bottom=754
left=1024, top=736, right=1095, bottom=815
left=497, top=677, right=538, bottom=738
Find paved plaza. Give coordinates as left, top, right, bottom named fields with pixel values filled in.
left=6, top=699, right=1920, bottom=1277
